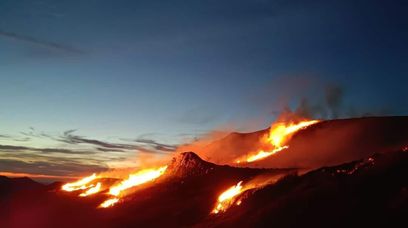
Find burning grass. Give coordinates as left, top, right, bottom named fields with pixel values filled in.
left=235, top=119, right=319, bottom=163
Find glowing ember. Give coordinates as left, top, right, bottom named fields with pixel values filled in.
left=79, top=182, right=102, bottom=197
left=236, top=119, right=319, bottom=163
left=212, top=181, right=243, bottom=214
left=108, top=166, right=167, bottom=197
left=61, top=173, right=97, bottom=192
left=99, top=198, right=119, bottom=208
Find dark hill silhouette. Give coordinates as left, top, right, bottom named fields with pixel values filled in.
left=1, top=117, right=408, bottom=227
left=202, top=150, right=408, bottom=227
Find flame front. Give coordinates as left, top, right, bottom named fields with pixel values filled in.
left=236, top=119, right=319, bottom=163
left=97, top=166, right=168, bottom=208
left=79, top=182, right=102, bottom=197
left=211, top=174, right=285, bottom=214
left=245, top=146, right=288, bottom=163
left=268, top=120, right=319, bottom=147
left=212, top=181, right=244, bottom=214
left=61, top=173, right=97, bottom=192
left=99, top=198, right=119, bottom=208
left=108, top=166, right=167, bottom=196
left=62, top=166, right=168, bottom=208
left=61, top=120, right=318, bottom=210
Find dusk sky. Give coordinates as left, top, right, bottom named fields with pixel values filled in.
left=0, top=0, right=407, bottom=180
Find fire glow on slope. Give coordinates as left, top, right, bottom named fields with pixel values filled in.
left=62, top=166, right=168, bottom=208
left=236, top=119, right=319, bottom=163
left=99, top=198, right=119, bottom=208
left=79, top=182, right=102, bottom=197
left=212, top=174, right=285, bottom=214
left=212, top=181, right=244, bottom=214
left=109, top=166, right=167, bottom=196
left=61, top=173, right=97, bottom=192
left=99, top=166, right=168, bottom=208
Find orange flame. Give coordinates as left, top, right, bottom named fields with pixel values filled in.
left=108, top=166, right=167, bottom=197
left=212, top=181, right=244, bottom=214
left=236, top=119, right=319, bottom=163
left=97, top=166, right=168, bottom=208
left=245, top=146, right=288, bottom=163
left=212, top=174, right=285, bottom=214
left=79, top=182, right=102, bottom=197
left=61, top=173, right=97, bottom=192
left=99, top=198, right=119, bottom=208
left=61, top=166, right=168, bottom=208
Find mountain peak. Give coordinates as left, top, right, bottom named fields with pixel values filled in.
left=166, top=152, right=216, bottom=178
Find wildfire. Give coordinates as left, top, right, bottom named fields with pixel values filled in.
left=108, top=166, right=168, bottom=196
left=61, top=165, right=168, bottom=208
left=97, top=166, right=168, bottom=208
left=245, top=146, right=288, bottom=163
left=211, top=173, right=285, bottom=214
left=61, top=173, right=98, bottom=192
left=60, top=119, right=316, bottom=210
left=99, top=198, right=119, bottom=208
left=236, top=119, right=319, bottom=163
left=212, top=181, right=244, bottom=214
left=79, top=182, right=102, bottom=197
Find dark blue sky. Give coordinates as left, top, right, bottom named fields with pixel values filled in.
left=0, top=0, right=407, bottom=179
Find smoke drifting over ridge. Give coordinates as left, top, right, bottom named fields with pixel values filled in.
left=294, top=84, right=344, bottom=119
left=176, top=80, right=405, bottom=169
left=246, top=75, right=398, bottom=123
left=177, top=116, right=408, bottom=170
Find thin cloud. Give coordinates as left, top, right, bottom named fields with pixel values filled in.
left=132, top=138, right=177, bottom=152
left=0, top=158, right=107, bottom=177
left=0, top=128, right=177, bottom=179
left=96, top=147, right=126, bottom=152
left=13, top=137, right=31, bottom=142
left=0, top=144, right=97, bottom=155
left=0, top=142, right=162, bottom=179
left=18, top=128, right=173, bottom=154
left=0, top=150, right=122, bottom=165
left=58, top=130, right=171, bottom=154
left=0, top=131, right=32, bottom=142
left=0, top=29, right=85, bottom=54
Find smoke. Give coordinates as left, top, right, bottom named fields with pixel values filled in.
left=100, top=151, right=171, bottom=179
left=176, top=128, right=266, bottom=165
left=292, top=84, right=344, bottom=119
left=249, top=74, right=397, bottom=121
left=177, top=116, right=408, bottom=170
left=176, top=131, right=232, bottom=160
left=325, top=84, right=343, bottom=119
left=174, top=76, right=405, bottom=169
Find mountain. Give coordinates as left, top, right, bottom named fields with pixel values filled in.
left=166, top=152, right=217, bottom=178
left=2, top=150, right=407, bottom=227
left=0, top=152, right=290, bottom=228
left=1, top=117, right=408, bottom=227
left=100, top=152, right=291, bottom=227
left=166, top=151, right=289, bottom=179
left=0, top=176, right=45, bottom=198
left=190, top=116, right=408, bottom=168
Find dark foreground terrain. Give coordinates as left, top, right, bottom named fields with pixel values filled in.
left=1, top=150, right=407, bottom=228
left=1, top=117, right=407, bottom=227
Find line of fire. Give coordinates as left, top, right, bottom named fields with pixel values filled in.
left=61, top=118, right=319, bottom=212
